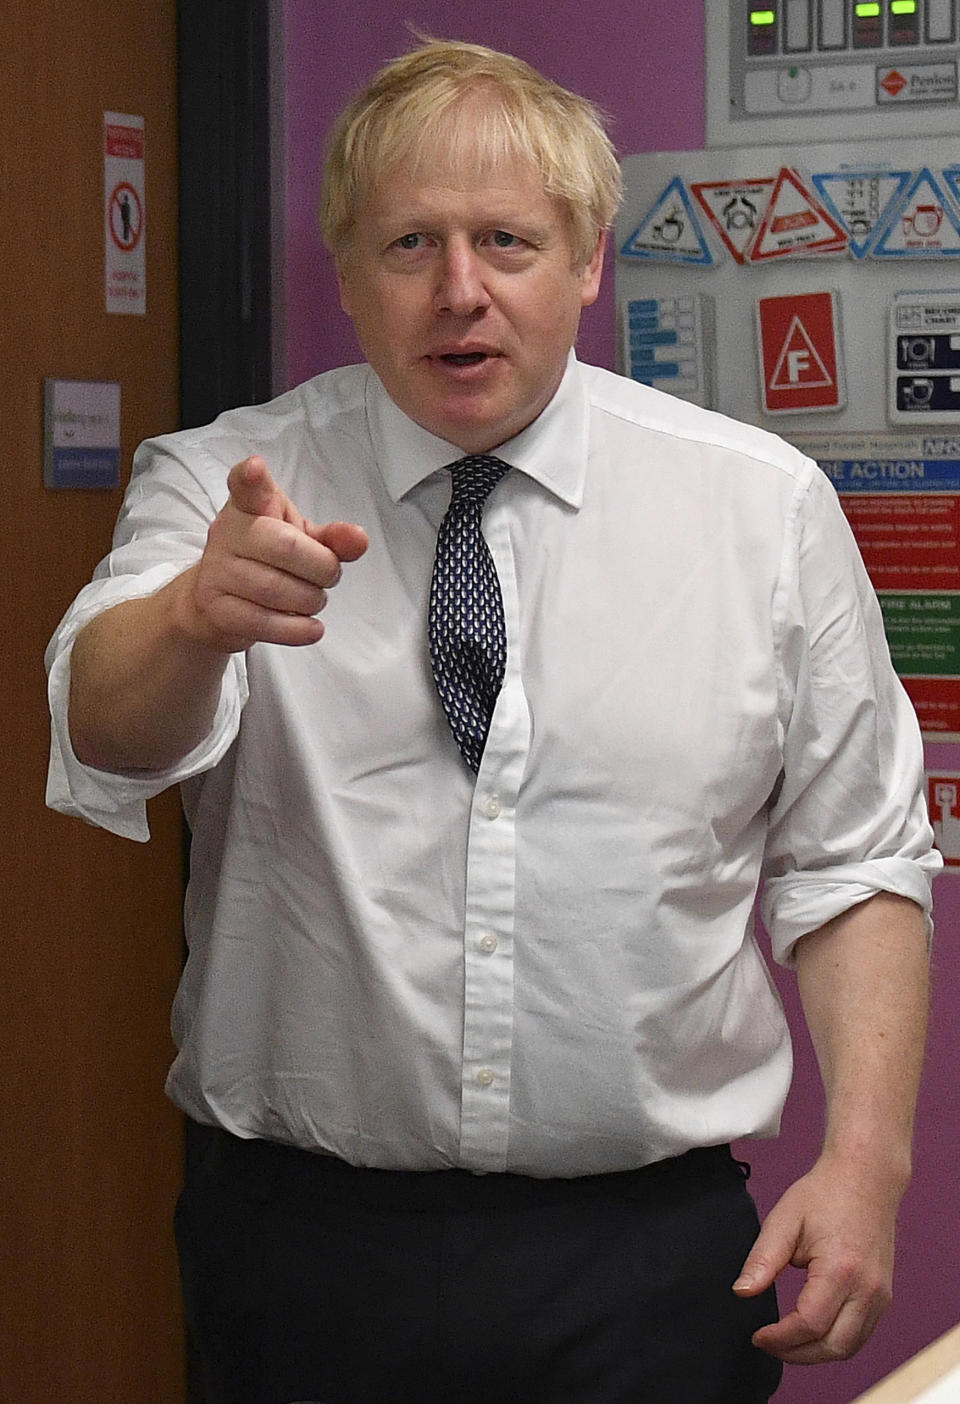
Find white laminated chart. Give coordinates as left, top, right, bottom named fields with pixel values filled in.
left=617, top=134, right=960, bottom=429
left=616, top=133, right=960, bottom=739
left=623, top=295, right=715, bottom=407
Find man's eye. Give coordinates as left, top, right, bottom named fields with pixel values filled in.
left=490, top=230, right=521, bottom=247
left=395, top=233, right=425, bottom=250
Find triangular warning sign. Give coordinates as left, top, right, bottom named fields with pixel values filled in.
left=620, top=176, right=715, bottom=265
left=691, top=179, right=773, bottom=264
left=810, top=169, right=911, bottom=259
left=749, top=167, right=848, bottom=262
left=873, top=167, right=960, bottom=257
left=770, top=316, right=832, bottom=389
left=944, top=168, right=960, bottom=221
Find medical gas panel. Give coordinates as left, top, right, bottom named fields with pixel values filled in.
left=707, top=1, right=960, bottom=144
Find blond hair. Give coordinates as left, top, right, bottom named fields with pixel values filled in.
left=320, top=40, right=623, bottom=267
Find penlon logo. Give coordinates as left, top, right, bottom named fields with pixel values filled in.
left=881, top=70, right=908, bottom=97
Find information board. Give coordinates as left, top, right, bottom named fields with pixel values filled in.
left=617, top=134, right=960, bottom=740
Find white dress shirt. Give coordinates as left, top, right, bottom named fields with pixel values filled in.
left=46, top=355, right=940, bottom=1177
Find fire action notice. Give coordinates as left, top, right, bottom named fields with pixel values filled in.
left=799, top=432, right=960, bottom=741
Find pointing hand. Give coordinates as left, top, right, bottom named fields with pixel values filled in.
left=185, top=455, right=368, bottom=652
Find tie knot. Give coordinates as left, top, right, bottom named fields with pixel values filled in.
left=446, top=453, right=511, bottom=508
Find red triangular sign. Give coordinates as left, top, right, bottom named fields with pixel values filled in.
left=770, top=315, right=833, bottom=389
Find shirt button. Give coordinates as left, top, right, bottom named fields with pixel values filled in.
left=475, top=1068, right=495, bottom=1087
left=478, top=932, right=499, bottom=954
left=483, top=795, right=502, bottom=820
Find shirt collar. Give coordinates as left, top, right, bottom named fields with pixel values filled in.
left=368, top=349, right=588, bottom=509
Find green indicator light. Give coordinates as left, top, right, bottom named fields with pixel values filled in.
left=890, top=0, right=916, bottom=12
left=750, top=9, right=777, bottom=24
left=855, top=2, right=881, bottom=15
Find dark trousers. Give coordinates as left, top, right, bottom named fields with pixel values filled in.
left=175, top=1122, right=783, bottom=1404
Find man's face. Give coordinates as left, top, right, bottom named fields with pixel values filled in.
left=336, top=155, right=604, bottom=453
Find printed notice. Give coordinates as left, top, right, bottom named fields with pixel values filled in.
left=43, top=378, right=121, bottom=490
left=839, top=494, right=960, bottom=591
left=691, top=179, right=773, bottom=265
left=809, top=169, right=911, bottom=260
left=748, top=167, right=847, bottom=262
left=880, top=592, right=960, bottom=670
left=927, top=773, right=960, bottom=872
left=104, top=112, right=145, bottom=315
left=795, top=431, right=960, bottom=740
left=872, top=168, right=960, bottom=259
left=620, top=177, right=715, bottom=266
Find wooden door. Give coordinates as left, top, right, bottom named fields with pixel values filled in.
left=1, top=4, right=185, bottom=1399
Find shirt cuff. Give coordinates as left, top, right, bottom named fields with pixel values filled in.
left=45, top=572, right=248, bottom=841
left=761, top=853, right=943, bottom=966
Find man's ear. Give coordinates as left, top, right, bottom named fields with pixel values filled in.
left=579, top=233, right=605, bottom=309
left=336, top=261, right=354, bottom=318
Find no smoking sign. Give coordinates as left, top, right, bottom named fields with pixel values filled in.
left=108, top=180, right=143, bottom=252
left=104, top=111, right=145, bottom=315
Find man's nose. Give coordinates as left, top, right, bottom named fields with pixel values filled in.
left=435, top=243, right=491, bottom=317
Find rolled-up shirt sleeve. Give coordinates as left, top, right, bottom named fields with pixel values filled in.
left=761, top=463, right=941, bottom=964
left=44, top=437, right=249, bottom=842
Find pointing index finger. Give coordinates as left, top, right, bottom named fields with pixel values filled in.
left=226, top=456, right=288, bottom=520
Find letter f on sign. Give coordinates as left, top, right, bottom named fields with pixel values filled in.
left=787, top=349, right=810, bottom=381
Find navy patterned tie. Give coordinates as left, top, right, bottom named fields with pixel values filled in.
left=429, top=454, right=511, bottom=772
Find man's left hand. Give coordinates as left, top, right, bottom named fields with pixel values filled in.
left=732, top=1153, right=899, bottom=1363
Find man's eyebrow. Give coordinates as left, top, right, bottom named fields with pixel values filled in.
left=374, top=210, right=556, bottom=238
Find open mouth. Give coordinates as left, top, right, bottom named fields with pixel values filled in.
left=439, top=352, right=489, bottom=366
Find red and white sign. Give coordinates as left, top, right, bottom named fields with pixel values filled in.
left=927, top=773, right=960, bottom=869
left=840, top=494, right=960, bottom=592
left=108, top=180, right=143, bottom=252
left=104, top=111, right=145, bottom=316
left=756, top=291, right=846, bottom=414
left=691, top=179, right=773, bottom=264
left=910, top=680, right=960, bottom=740
left=749, top=167, right=848, bottom=262
left=105, top=120, right=144, bottom=161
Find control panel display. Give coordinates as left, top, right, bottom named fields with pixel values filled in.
left=709, top=1, right=960, bottom=144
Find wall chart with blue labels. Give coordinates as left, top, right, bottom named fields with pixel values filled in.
left=618, top=136, right=960, bottom=425
left=616, top=135, right=960, bottom=739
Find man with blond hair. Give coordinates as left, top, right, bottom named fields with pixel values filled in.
left=47, top=40, right=938, bottom=1404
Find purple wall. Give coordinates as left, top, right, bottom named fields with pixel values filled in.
left=281, top=0, right=708, bottom=388
left=281, top=3, right=960, bottom=1399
